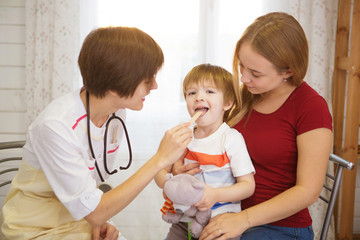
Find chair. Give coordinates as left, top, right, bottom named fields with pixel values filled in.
left=319, top=153, right=355, bottom=240
left=0, top=141, right=25, bottom=188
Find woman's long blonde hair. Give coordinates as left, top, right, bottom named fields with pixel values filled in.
left=228, top=12, right=309, bottom=127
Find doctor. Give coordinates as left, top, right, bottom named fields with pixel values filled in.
left=1, top=26, right=193, bottom=240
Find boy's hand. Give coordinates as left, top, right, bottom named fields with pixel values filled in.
left=172, top=150, right=202, bottom=176
left=193, top=184, right=217, bottom=211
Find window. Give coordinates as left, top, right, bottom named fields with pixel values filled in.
left=95, top=0, right=266, bottom=158
left=97, top=0, right=264, bottom=105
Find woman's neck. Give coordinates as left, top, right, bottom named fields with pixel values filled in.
left=262, top=81, right=295, bottom=100
left=80, top=90, right=114, bottom=127
left=255, top=82, right=296, bottom=114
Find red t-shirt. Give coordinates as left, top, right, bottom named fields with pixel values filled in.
left=234, top=82, right=332, bottom=228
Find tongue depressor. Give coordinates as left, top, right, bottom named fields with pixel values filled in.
left=189, top=111, right=202, bottom=125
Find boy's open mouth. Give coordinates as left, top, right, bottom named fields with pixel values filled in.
left=195, top=107, right=208, bottom=116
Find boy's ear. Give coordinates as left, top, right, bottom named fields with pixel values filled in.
left=224, top=100, right=233, bottom=111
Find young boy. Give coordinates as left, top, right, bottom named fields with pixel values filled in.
left=155, top=64, right=255, bottom=240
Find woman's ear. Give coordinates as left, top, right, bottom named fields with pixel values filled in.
left=283, top=68, right=293, bottom=79
left=109, top=90, right=119, bottom=97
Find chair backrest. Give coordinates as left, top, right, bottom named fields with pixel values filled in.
left=0, top=141, right=25, bottom=188
left=319, top=153, right=355, bottom=240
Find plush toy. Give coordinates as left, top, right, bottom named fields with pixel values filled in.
left=160, top=174, right=211, bottom=238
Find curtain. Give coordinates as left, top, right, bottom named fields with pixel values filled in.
left=25, top=0, right=80, bottom=126
left=289, top=1, right=338, bottom=239
left=289, top=0, right=338, bottom=101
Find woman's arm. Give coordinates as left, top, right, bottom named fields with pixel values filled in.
left=154, top=167, right=172, bottom=189
left=85, top=122, right=192, bottom=226
left=195, top=173, right=255, bottom=211
left=244, top=128, right=332, bottom=225
left=199, top=128, right=332, bottom=240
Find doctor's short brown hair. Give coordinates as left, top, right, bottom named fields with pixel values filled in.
left=78, top=26, right=164, bottom=98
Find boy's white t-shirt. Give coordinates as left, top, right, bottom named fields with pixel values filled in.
left=185, top=122, right=255, bottom=217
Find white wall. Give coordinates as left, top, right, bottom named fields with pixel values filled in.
left=0, top=0, right=26, bottom=142
left=0, top=0, right=25, bottom=219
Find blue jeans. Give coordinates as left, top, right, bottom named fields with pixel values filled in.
left=241, top=224, right=314, bottom=240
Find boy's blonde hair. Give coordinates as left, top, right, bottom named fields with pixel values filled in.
left=183, top=64, right=241, bottom=125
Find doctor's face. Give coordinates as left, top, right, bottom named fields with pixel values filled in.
left=114, top=76, right=158, bottom=111
left=127, top=76, right=158, bottom=111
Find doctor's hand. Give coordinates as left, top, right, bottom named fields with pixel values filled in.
left=155, top=122, right=193, bottom=168
left=92, top=222, right=119, bottom=240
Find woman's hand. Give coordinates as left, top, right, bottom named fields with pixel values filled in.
left=92, top=222, right=119, bottom=240
left=156, top=122, right=193, bottom=168
left=199, top=212, right=247, bottom=240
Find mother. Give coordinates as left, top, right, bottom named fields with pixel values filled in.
left=199, top=12, right=332, bottom=240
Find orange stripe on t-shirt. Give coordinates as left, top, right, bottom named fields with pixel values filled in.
left=185, top=150, right=230, bottom=168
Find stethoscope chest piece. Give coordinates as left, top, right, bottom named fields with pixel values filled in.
left=98, top=183, right=112, bottom=193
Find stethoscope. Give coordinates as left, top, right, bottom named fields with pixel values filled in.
left=86, top=91, right=132, bottom=184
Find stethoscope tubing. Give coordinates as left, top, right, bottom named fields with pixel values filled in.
left=103, top=114, right=132, bottom=173
left=86, top=91, right=132, bottom=182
